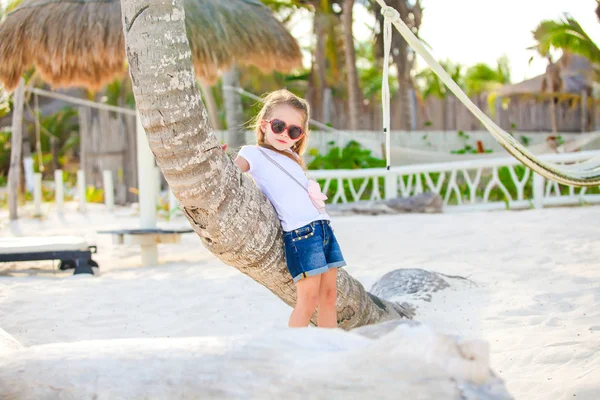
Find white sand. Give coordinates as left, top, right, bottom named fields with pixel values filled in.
left=0, top=202, right=599, bottom=399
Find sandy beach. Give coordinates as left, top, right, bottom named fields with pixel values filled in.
left=0, top=202, right=598, bottom=399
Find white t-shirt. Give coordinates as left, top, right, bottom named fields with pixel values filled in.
left=237, top=145, right=330, bottom=232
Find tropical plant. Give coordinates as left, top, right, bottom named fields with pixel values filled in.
left=463, top=56, right=511, bottom=96
left=528, top=14, right=600, bottom=132
left=416, top=60, right=464, bottom=99
left=531, top=14, right=600, bottom=67
left=308, top=140, right=386, bottom=200
left=356, top=41, right=398, bottom=100
left=29, top=106, right=79, bottom=174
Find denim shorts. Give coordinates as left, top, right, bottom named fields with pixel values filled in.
left=282, top=219, right=346, bottom=283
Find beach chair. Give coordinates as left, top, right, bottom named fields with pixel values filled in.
left=0, top=236, right=99, bottom=275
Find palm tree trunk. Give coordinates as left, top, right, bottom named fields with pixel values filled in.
left=8, top=78, right=24, bottom=220
left=221, top=65, right=246, bottom=149
left=342, top=0, right=362, bottom=131
left=120, top=0, right=413, bottom=329
left=550, top=98, right=558, bottom=133
left=199, top=82, right=221, bottom=131
left=313, top=10, right=328, bottom=123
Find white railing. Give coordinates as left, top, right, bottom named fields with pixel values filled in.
left=310, top=151, right=600, bottom=212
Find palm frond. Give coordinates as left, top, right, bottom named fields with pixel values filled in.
left=533, top=14, right=600, bottom=65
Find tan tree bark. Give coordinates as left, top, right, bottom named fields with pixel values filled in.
left=120, top=0, right=413, bottom=329
left=8, top=78, right=24, bottom=220
left=374, top=0, right=422, bottom=132
left=221, top=64, right=246, bottom=150
left=199, top=82, right=221, bottom=131
left=342, top=0, right=362, bottom=131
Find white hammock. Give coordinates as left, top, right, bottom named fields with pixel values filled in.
left=376, top=0, right=600, bottom=186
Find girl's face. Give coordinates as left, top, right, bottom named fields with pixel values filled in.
left=261, top=104, right=305, bottom=151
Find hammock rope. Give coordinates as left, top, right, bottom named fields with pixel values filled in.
left=376, top=0, right=600, bottom=187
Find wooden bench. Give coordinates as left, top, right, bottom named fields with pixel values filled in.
left=97, top=228, right=194, bottom=265
left=97, top=228, right=194, bottom=245
left=0, top=236, right=99, bottom=275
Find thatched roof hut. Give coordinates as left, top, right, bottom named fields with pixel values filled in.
left=494, top=54, right=593, bottom=99
left=0, top=0, right=302, bottom=91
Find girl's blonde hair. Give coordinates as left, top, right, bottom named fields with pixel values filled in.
left=252, top=89, right=310, bottom=169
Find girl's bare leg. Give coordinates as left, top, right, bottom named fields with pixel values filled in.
left=317, top=268, right=338, bottom=328
left=289, top=274, right=321, bottom=328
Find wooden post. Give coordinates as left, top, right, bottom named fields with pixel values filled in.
left=33, top=173, right=42, bottom=217
left=78, top=106, right=90, bottom=183
left=103, top=170, right=114, bottom=212
left=221, top=65, right=246, bottom=149
left=533, top=173, right=544, bottom=209
left=8, top=78, right=25, bottom=220
left=169, top=188, right=178, bottom=214
left=581, top=90, right=588, bottom=133
left=385, top=172, right=398, bottom=200
left=55, top=169, right=64, bottom=213
left=77, top=170, right=86, bottom=213
left=136, top=113, right=158, bottom=265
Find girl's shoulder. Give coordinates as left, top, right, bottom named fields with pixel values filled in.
left=238, top=145, right=258, bottom=157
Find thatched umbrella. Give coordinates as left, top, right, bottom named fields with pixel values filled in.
left=494, top=54, right=593, bottom=99
left=0, top=0, right=301, bottom=91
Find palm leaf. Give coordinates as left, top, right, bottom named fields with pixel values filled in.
left=532, top=14, right=600, bottom=65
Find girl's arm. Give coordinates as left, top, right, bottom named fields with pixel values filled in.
left=223, top=143, right=250, bottom=173
left=234, top=156, right=250, bottom=172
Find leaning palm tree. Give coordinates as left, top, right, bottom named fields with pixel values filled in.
left=1, top=0, right=414, bottom=328
left=119, top=0, right=414, bottom=328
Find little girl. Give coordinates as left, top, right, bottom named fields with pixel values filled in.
left=232, top=89, right=346, bottom=328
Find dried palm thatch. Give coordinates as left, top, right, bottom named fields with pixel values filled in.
left=494, top=54, right=593, bottom=99
left=0, top=0, right=301, bottom=90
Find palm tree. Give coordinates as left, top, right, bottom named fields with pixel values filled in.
left=532, top=14, right=600, bottom=67
left=221, top=65, right=246, bottom=150
left=341, top=0, right=363, bottom=130
left=372, top=0, right=423, bottom=131
left=119, top=0, right=413, bottom=329
left=530, top=14, right=599, bottom=132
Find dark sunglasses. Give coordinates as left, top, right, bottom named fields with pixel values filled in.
left=264, top=118, right=304, bottom=140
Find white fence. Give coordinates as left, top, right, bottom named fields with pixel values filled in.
left=24, top=152, right=600, bottom=215
left=310, top=151, right=600, bottom=212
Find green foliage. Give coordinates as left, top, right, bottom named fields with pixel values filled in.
left=0, top=88, right=10, bottom=118
left=307, top=140, right=385, bottom=170
left=30, top=106, right=79, bottom=173
left=356, top=42, right=398, bottom=99
left=463, top=56, right=511, bottom=96
left=0, top=129, right=11, bottom=179
left=307, top=140, right=386, bottom=201
left=450, top=131, right=493, bottom=154
left=531, top=14, right=600, bottom=65
left=520, top=135, right=531, bottom=147
left=416, top=60, right=464, bottom=99
left=156, top=195, right=180, bottom=222
left=85, top=186, right=104, bottom=203
left=104, top=77, right=136, bottom=108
